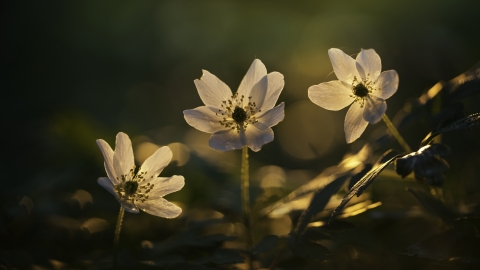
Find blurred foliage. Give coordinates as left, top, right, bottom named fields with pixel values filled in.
left=2, top=0, right=480, bottom=269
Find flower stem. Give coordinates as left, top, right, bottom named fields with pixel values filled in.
left=382, top=114, right=412, bottom=153
left=241, top=146, right=254, bottom=267
left=113, top=206, right=124, bottom=268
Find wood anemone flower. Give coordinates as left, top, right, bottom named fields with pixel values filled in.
left=183, top=59, right=285, bottom=152
left=96, top=132, right=184, bottom=218
left=308, top=48, right=399, bottom=143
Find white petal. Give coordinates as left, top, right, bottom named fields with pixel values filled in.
left=97, top=177, right=139, bottom=213
left=113, top=132, right=135, bottom=180
left=363, top=96, right=387, bottom=124
left=237, top=59, right=267, bottom=99
left=255, top=103, right=285, bottom=130
left=308, top=81, right=354, bottom=111
left=344, top=101, right=369, bottom=143
left=98, top=177, right=116, bottom=196
left=138, top=146, right=172, bottom=180
left=209, top=129, right=246, bottom=151
left=248, top=75, right=268, bottom=111
left=184, top=106, right=224, bottom=134
left=356, top=49, right=381, bottom=80
left=374, top=70, right=399, bottom=100
left=96, top=139, right=119, bottom=184
left=256, top=72, right=285, bottom=112
left=136, top=198, right=182, bottom=218
left=145, top=175, right=185, bottom=197
left=194, top=70, right=233, bottom=108
left=328, top=48, right=360, bottom=84
left=245, top=125, right=274, bottom=152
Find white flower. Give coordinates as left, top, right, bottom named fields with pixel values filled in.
left=308, top=48, right=399, bottom=143
left=183, top=59, right=285, bottom=152
left=96, top=132, right=184, bottom=218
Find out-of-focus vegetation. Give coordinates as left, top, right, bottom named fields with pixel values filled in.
left=2, top=0, right=480, bottom=269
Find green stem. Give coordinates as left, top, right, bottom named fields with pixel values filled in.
left=113, top=206, right=124, bottom=269
left=241, top=146, right=254, bottom=268
left=382, top=114, right=412, bottom=153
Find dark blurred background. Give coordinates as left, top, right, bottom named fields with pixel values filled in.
left=2, top=0, right=480, bottom=269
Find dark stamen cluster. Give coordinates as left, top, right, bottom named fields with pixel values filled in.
left=353, top=83, right=369, bottom=97
left=215, top=93, right=261, bottom=132
left=114, top=166, right=155, bottom=203
left=350, top=75, right=377, bottom=108
left=232, top=106, right=247, bottom=123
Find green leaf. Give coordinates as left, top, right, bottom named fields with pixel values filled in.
left=448, top=61, right=480, bottom=101
left=294, top=175, right=349, bottom=240
left=421, top=113, right=480, bottom=146
left=251, top=235, right=279, bottom=255
left=330, top=153, right=401, bottom=220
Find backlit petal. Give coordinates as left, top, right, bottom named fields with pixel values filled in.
left=363, top=96, right=387, bottom=124
left=254, top=72, right=284, bottom=112
left=145, top=176, right=185, bottom=198
left=96, top=139, right=119, bottom=184
left=194, top=70, right=233, bottom=108
left=97, top=177, right=116, bottom=196
left=138, top=146, right=172, bottom=180
left=245, top=125, right=274, bottom=152
left=255, top=103, right=284, bottom=130
left=183, top=106, right=224, bottom=133
left=374, top=70, right=399, bottom=100
left=209, top=129, right=246, bottom=151
left=97, top=177, right=139, bottom=213
left=237, top=59, right=267, bottom=99
left=356, top=49, right=381, bottom=80
left=344, top=101, right=369, bottom=143
left=113, top=132, right=135, bottom=180
left=328, top=48, right=360, bottom=84
left=136, top=198, right=182, bottom=218
left=308, top=80, right=354, bottom=111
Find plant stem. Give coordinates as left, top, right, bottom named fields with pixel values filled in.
left=241, top=146, right=254, bottom=268
left=382, top=114, right=412, bottom=153
left=113, top=206, right=124, bottom=269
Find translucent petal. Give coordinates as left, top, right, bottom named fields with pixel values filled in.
left=308, top=81, right=354, bottom=111
left=209, top=129, right=246, bottom=151
left=363, top=96, right=387, bottom=124
left=96, top=139, right=119, bottom=184
left=97, top=177, right=116, bottom=196
left=255, top=103, right=285, bottom=130
left=138, top=146, right=172, bottom=180
left=237, top=59, right=267, bottom=99
left=97, top=177, right=139, bottom=213
left=328, top=48, right=360, bottom=84
left=356, top=49, right=381, bottom=80
left=374, top=70, right=399, bottom=100
left=254, top=72, right=284, bottom=112
left=194, top=70, right=233, bottom=108
left=136, top=198, right=182, bottom=218
left=245, top=125, right=274, bottom=152
left=344, top=101, right=369, bottom=143
left=183, top=106, right=224, bottom=133
left=145, top=175, right=185, bottom=198
left=113, top=132, right=135, bottom=181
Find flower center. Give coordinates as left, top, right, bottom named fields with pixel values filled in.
left=232, top=106, right=247, bottom=123
left=114, top=167, right=154, bottom=203
left=124, top=180, right=138, bottom=195
left=216, top=93, right=260, bottom=132
left=350, top=75, right=378, bottom=108
left=353, top=83, right=369, bottom=97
